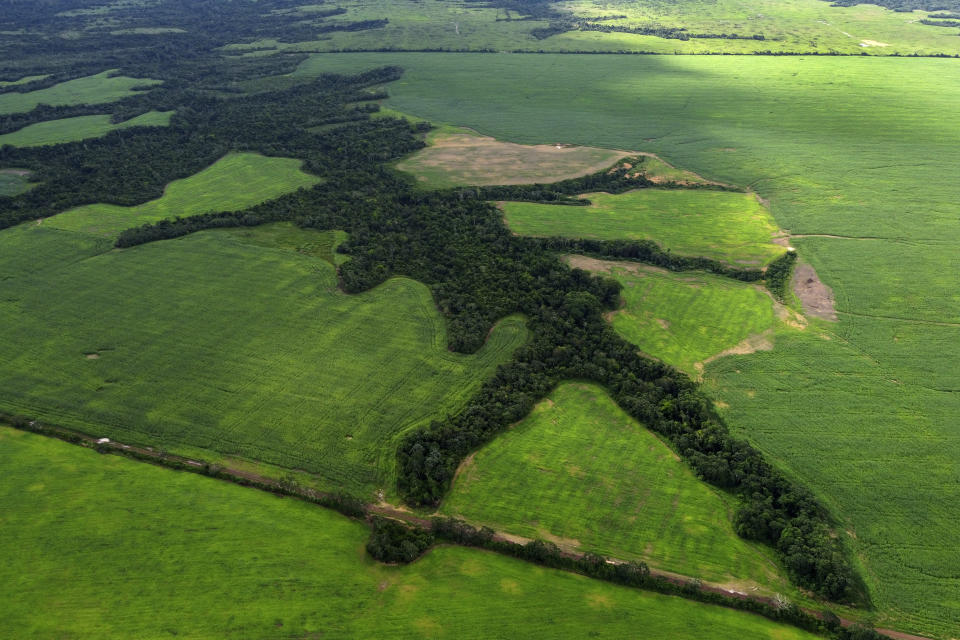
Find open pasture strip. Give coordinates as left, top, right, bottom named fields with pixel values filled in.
left=0, top=70, right=162, bottom=115
left=298, top=52, right=960, bottom=637
left=46, top=152, right=321, bottom=238
left=501, top=189, right=784, bottom=267
left=0, top=111, right=174, bottom=148
left=0, top=169, right=37, bottom=197
left=0, top=421, right=881, bottom=640
left=567, top=258, right=778, bottom=375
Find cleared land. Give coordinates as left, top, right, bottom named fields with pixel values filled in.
left=0, top=70, right=161, bottom=115
left=0, top=425, right=820, bottom=640
left=301, top=52, right=960, bottom=637
left=229, top=0, right=960, bottom=56
left=0, top=74, right=50, bottom=87
left=48, top=152, right=320, bottom=237
left=441, top=383, right=787, bottom=590
left=0, top=224, right=526, bottom=497
left=0, top=169, right=35, bottom=197
left=394, top=129, right=629, bottom=188
left=567, top=257, right=777, bottom=375
left=502, top=189, right=784, bottom=266
left=0, top=111, right=174, bottom=147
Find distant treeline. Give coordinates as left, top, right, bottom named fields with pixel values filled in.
left=532, top=21, right=765, bottom=41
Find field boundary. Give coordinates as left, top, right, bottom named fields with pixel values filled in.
left=1, top=414, right=928, bottom=640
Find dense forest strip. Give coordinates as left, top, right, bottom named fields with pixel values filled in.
left=0, top=414, right=908, bottom=640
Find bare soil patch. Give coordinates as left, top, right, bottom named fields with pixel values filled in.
left=792, top=263, right=837, bottom=321
left=564, top=254, right=667, bottom=276
left=699, top=330, right=774, bottom=369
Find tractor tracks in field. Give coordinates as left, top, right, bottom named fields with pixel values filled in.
left=6, top=419, right=933, bottom=640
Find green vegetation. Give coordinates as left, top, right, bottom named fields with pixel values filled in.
left=299, top=51, right=960, bottom=637
left=442, top=383, right=785, bottom=588
left=502, top=189, right=784, bottom=266
left=394, top=129, right=629, bottom=188
left=569, top=258, right=777, bottom=374
left=48, top=152, right=320, bottom=237
left=0, top=169, right=35, bottom=197
left=0, top=70, right=161, bottom=115
left=0, top=224, right=526, bottom=496
left=0, top=111, right=173, bottom=147
left=226, top=0, right=960, bottom=55
left=0, top=74, right=50, bottom=87
left=0, top=425, right=822, bottom=640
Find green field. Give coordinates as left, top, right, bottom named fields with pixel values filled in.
left=0, top=70, right=161, bottom=115
left=441, top=383, right=787, bottom=590
left=0, top=74, right=49, bottom=87
left=0, top=111, right=173, bottom=147
left=225, top=0, right=960, bottom=55
left=296, top=52, right=960, bottom=637
left=0, top=425, right=820, bottom=640
left=0, top=169, right=36, bottom=197
left=502, top=189, right=784, bottom=266
left=394, top=128, right=629, bottom=188
left=48, top=152, right=320, bottom=237
left=568, top=257, right=778, bottom=375
left=0, top=223, right=526, bottom=497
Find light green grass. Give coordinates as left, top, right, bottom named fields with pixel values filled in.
left=295, top=52, right=960, bottom=637
left=0, top=224, right=526, bottom=497
left=395, top=129, right=629, bottom=188
left=573, top=259, right=777, bottom=374
left=0, top=111, right=173, bottom=147
left=503, top=189, right=784, bottom=266
left=441, top=383, right=787, bottom=590
left=0, top=425, right=820, bottom=640
left=0, top=169, right=36, bottom=197
left=0, top=70, right=161, bottom=115
left=48, top=152, right=320, bottom=237
left=0, top=74, right=49, bottom=87
left=229, top=0, right=960, bottom=56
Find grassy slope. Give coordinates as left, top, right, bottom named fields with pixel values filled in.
left=0, top=223, right=526, bottom=498
left=502, top=189, right=784, bottom=266
left=581, top=260, right=777, bottom=375
left=0, top=426, right=820, bottom=640
left=48, top=152, right=320, bottom=237
left=441, top=383, right=786, bottom=590
left=0, top=70, right=161, bottom=115
left=0, top=74, right=50, bottom=87
left=299, top=53, right=960, bottom=637
left=224, top=0, right=960, bottom=55
left=0, top=169, right=35, bottom=197
left=0, top=111, right=174, bottom=147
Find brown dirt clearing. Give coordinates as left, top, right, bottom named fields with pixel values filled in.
left=792, top=263, right=837, bottom=321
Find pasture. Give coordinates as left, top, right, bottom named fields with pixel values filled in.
left=502, top=189, right=784, bottom=266
left=441, top=383, right=787, bottom=590
left=0, top=169, right=36, bottom=197
left=567, top=257, right=778, bottom=375
left=296, top=52, right=960, bottom=637
left=228, top=0, right=960, bottom=55
left=0, top=74, right=50, bottom=87
left=0, top=425, right=821, bottom=640
left=394, top=129, right=629, bottom=188
left=0, top=111, right=174, bottom=147
left=48, top=152, right=320, bottom=237
left=0, top=223, right=526, bottom=498
left=0, top=70, right=161, bottom=115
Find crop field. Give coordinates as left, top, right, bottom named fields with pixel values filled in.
left=0, top=111, right=174, bottom=147
left=0, top=169, right=36, bottom=197
left=567, top=257, right=778, bottom=375
left=441, top=383, right=787, bottom=590
left=0, top=426, right=820, bottom=640
left=297, top=52, right=960, bottom=637
left=0, top=70, right=162, bottom=115
left=48, top=152, right=320, bottom=237
left=502, top=189, right=784, bottom=266
left=225, top=0, right=960, bottom=56
left=394, top=129, right=629, bottom=188
left=0, top=224, right=526, bottom=497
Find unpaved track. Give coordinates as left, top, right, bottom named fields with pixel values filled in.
left=10, top=421, right=932, bottom=640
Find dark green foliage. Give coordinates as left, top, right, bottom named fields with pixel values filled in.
left=764, top=250, right=798, bottom=301
left=366, top=517, right=434, bottom=564
left=828, top=0, right=960, bottom=12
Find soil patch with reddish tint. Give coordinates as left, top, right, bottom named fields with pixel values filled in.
left=792, top=263, right=837, bottom=321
